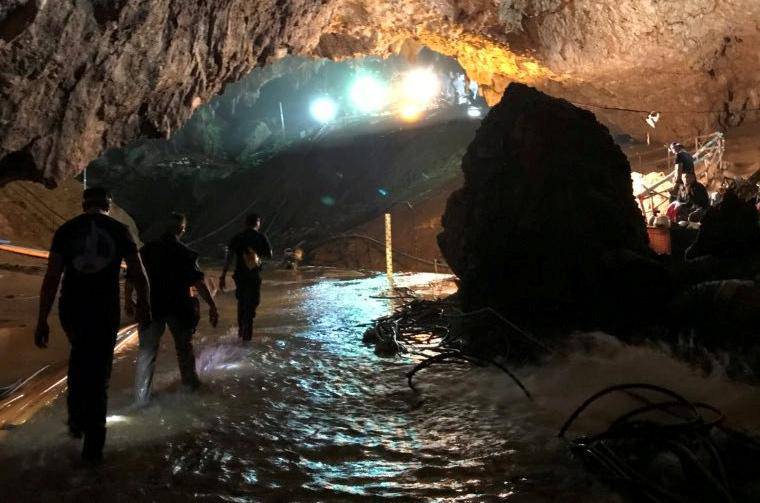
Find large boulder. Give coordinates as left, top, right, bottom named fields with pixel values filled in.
left=439, top=83, right=662, bottom=330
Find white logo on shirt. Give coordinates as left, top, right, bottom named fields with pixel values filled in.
left=72, top=221, right=116, bottom=274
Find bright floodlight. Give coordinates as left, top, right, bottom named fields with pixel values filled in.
left=349, top=75, right=388, bottom=113
left=467, top=106, right=482, bottom=118
left=401, top=68, right=440, bottom=107
left=399, top=102, right=423, bottom=122
left=310, top=97, right=338, bottom=124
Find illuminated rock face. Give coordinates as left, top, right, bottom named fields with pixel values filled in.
left=1, top=0, right=760, bottom=184
left=438, top=83, right=664, bottom=330
left=0, top=0, right=339, bottom=185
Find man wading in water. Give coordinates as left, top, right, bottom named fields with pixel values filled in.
left=34, top=188, right=150, bottom=463
left=219, top=213, right=272, bottom=341
left=133, top=213, right=219, bottom=406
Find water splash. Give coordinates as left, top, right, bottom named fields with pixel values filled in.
left=0, top=270, right=757, bottom=501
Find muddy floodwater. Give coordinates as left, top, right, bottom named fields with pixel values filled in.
left=1, top=268, right=759, bottom=502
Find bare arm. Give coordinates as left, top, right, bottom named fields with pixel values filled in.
left=124, top=252, right=151, bottom=325
left=34, top=252, right=64, bottom=348
left=194, top=278, right=219, bottom=327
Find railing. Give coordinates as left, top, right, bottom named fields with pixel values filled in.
left=636, top=132, right=725, bottom=220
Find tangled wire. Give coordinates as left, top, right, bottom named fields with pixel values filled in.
left=362, top=295, right=552, bottom=400
left=362, top=295, right=760, bottom=501
left=559, top=384, right=760, bottom=502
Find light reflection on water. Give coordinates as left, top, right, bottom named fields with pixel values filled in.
left=1, top=269, right=758, bottom=502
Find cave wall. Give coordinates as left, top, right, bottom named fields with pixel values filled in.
left=0, top=0, right=339, bottom=186
left=89, top=115, right=475, bottom=259
left=2, top=0, right=759, bottom=186
left=326, top=0, right=760, bottom=140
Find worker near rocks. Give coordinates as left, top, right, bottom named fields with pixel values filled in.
left=133, top=213, right=218, bottom=406
left=669, top=142, right=695, bottom=192
left=219, top=213, right=272, bottom=341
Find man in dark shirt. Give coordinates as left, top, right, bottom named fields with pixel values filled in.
left=134, top=213, right=218, bottom=406
left=34, top=187, right=150, bottom=463
left=670, top=142, right=695, bottom=191
left=220, top=213, right=272, bottom=341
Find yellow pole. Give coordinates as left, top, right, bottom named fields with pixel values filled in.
left=385, top=212, right=393, bottom=278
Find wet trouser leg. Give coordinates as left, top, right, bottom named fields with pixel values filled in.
left=66, top=324, right=116, bottom=461
left=166, top=316, right=200, bottom=389
left=235, top=275, right=261, bottom=341
left=135, top=319, right=166, bottom=405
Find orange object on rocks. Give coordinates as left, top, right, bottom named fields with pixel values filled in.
left=647, top=227, right=671, bottom=255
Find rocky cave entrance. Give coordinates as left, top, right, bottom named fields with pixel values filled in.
left=4, top=3, right=760, bottom=501
left=84, top=47, right=491, bottom=270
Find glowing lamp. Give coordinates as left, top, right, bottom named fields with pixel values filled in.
left=399, top=102, right=422, bottom=122
left=349, top=75, right=388, bottom=113
left=467, top=107, right=482, bottom=118
left=310, top=97, right=338, bottom=124
left=645, top=111, right=660, bottom=128
left=401, top=68, right=440, bottom=107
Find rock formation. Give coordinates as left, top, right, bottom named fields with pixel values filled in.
left=0, top=0, right=339, bottom=186
left=2, top=0, right=759, bottom=185
left=439, top=83, right=665, bottom=330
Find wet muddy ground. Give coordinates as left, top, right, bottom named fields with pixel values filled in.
left=1, top=268, right=759, bottom=502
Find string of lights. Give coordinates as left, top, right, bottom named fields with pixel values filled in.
left=307, top=68, right=482, bottom=124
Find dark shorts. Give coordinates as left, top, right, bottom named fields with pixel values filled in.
left=233, top=273, right=262, bottom=340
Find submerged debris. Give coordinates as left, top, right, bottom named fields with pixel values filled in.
left=560, top=384, right=760, bottom=502
left=362, top=294, right=550, bottom=399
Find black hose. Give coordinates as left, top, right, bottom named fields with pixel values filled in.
left=405, top=351, right=533, bottom=400
left=405, top=352, right=473, bottom=392
left=559, top=384, right=701, bottom=440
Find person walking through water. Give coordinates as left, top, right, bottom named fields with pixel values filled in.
left=133, top=213, right=219, bottom=406
left=34, top=187, right=150, bottom=463
left=219, top=213, right=272, bottom=341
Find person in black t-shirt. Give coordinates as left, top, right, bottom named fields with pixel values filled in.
left=219, top=213, right=272, bottom=341
left=134, top=213, right=219, bottom=406
left=34, top=187, right=150, bottom=463
left=669, top=142, right=695, bottom=192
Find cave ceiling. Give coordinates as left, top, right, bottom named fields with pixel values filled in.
left=1, top=0, right=758, bottom=185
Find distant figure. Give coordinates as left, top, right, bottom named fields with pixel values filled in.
left=676, top=173, right=709, bottom=222
left=281, top=246, right=304, bottom=270
left=34, top=188, right=150, bottom=463
left=669, top=142, right=695, bottom=191
left=134, top=213, right=218, bottom=406
left=220, top=213, right=272, bottom=341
